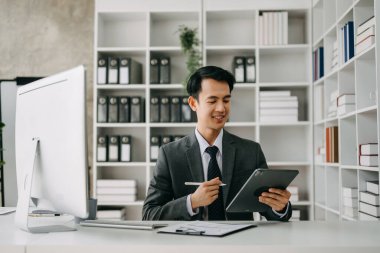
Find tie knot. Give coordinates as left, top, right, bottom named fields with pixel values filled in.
left=205, top=146, right=219, bottom=158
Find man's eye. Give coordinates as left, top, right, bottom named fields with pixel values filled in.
left=208, top=101, right=216, bottom=104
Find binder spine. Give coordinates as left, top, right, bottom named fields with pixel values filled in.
left=108, top=57, right=119, bottom=84
left=108, top=96, right=119, bottom=123
left=119, top=58, right=130, bottom=84
left=119, top=97, right=130, bottom=123
left=245, top=56, right=256, bottom=83
left=233, top=57, right=246, bottom=83
left=150, top=58, right=160, bottom=84
left=150, top=96, right=160, bottom=122
left=150, top=136, right=161, bottom=162
left=159, top=57, right=171, bottom=84
left=108, top=136, right=120, bottom=162
left=97, top=96, right=108, bottom=123
left=97, top=136, right=108, bottom=162
left=97, top=58, right=108, bottom=84
left=160, top=97, right=170, bottom=122
left=170, top=96, right=181, bottom=122
left=120, top=135, right=131, bottom=162
left=131, top=96, right=143, bottom=123
left=181, top=96, right=192, bottom=122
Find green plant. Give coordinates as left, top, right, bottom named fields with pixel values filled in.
left=177, top=25, right=202, bottom=86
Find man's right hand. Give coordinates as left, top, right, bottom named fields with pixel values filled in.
left=190, top=177, right=222, bottom=209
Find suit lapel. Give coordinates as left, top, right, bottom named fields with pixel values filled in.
left=222, top=130, right=235, bottom=205
left=185, top=133, right=204, bottom=183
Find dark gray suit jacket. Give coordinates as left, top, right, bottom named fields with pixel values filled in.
left=142, top=130, right=292, bottom=221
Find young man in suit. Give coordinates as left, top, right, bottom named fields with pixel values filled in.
left=143, top=66, right=292, bottom=221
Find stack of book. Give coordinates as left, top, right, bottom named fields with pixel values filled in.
left=259, top=11, right=288, bottom=45
left=287, top=186, right=299, bottom=202
left=313, top=47, right=324, bottom=81
left=290, top=209, right=301, bottom=222
left=339, top=21, right=354, bottom=63
left=327, top=90, right=338, bottom=118
left=259, top=90, right=298, bottom=123
left=359, top=143, right=378, bottom=167
left=359, top=180, right=380, bottom=220
left=342, top=187, right=358, bottom=218
left=325, top=126, right=339, bottom=163
left=97, top=179, right=137, bottom=205
left=337, top=94, right=355, bottom=116
left=97, top=208, right=126, bottom=220
left=356, top=16, right=375, bottom=55
left=331, top=40, right=339, bottom=71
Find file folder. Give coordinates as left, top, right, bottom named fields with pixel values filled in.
left=97, top=136, right=108, bottom=162
left=120, top=135, right=131, bottom=162
left=233, top=57, right=246, bottom=83
left=150, top=136, right=161, bottom=162
left=150, top=58, right=159, bottom=84
left=119, top=97, right=130, bottom=123
left=170, top=96, right=181, bottom=122
left=108, top=96, right=119, bottom=123
left=119, top=57, right=143, bottom=84
left=150, top=96, right=160, bottom=122
left=97, top=96, right=108, bottom=123
left=181, top=96, right=192, bottom=122
left=160, top=97, right=170, bottom=122
left=245, top=56, right=256, bottom=83
left=108, top=136, right=120, bottom=162
left=131, top=96, right=144, bottom=123
left=159, top=57, right=171, bottom=84
left=108, top=57, right=119, bottom=84
left=97, top=58, right=107, bottom=84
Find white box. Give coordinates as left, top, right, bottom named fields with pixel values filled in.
left=338, top=104, right=355, bottom=116
left=342, top=187, right=358, bottom=198
left=97, top=179, right=137, bottom=188
left=337, top=94, right=355, bottom=106
left=359, top=201, right=380, bottom=217
left=366, top=181, right=379, bottom=195
left=97, top=187, right=137, bottom=195
left=359, top=191, right=379, bottom=206
left=356, top=35, right=375, bottom=55
left=359, top=211, right=380, bottom=221
left=343, top=197, right=358, bottom=207
left=359, top=155, right=378, bottom=167
left=360, top=143, right=378, bottom=155
left=357, top=16, right=375, bottom=35
left=357, top=25, right=375, bottom=43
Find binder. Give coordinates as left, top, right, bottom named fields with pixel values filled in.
left=130, top=96, right=144, bottom=123
left=97, top=136, right=108, bottom=162
left=245, top=56, right=256, bottom=83
left=119, top=58, right=143, bottom=84
left=160, top=97, right=170, bottom=122
left=233, top=57, right=246, bottom=83
left=150, top=136, right=161, bottom=162
left=159, top=57, right=171, bottom=84
left=97, top=96, right=108, bottom=123
left=181, top=96, right=192, bottom=122
left=120, top=135, right=131, bottom=162
left=150, top=96, right=160, bottom=122
left=170, top=96, right=181, bottom=122
left=97, top=58, right=107, bottom=84
left=108, top=136, right=120, bottom=162
left=150, top=58, right=159, bottom=84
left=108, top=96, right=119, bottom=123
left=161, top=136, right=172, bottom=146
left=108, top=57, right=119, bottom=84
left=119, top=97, right=130, bottom=123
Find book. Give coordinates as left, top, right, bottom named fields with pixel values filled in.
left=356, top=35, right=375, bottom=55
left=342, top=187, right=358, bottom=198
left=357, top=16, right=375, bottom=35
left=346, top=21, right=354, bottom=60
left=259, top=100, right=298, bottom=108
left=97, top=179, right=137, bottom=188
left=366, top=181, right=379, bottom=195
left=359, top=201, right=380, bottom=217
left=337, top=104, right=355, bottom=116
left=259, top=90, right=291, bottom=97
left=260, top=96, right=297, bottom=101
left=260, top=108, right=298, bottom=115
left=359, top=211, right=380, bottom=221
left=360, top=143, right=378, bottom=155
left=97, top=194, right=137, bottom=203
left=343, top=197, right=358, bottom=207
left=337, top=94, right=355, bottom=106
left=359, top=155, right=378, bottom=167
left=97, top=187, right=137, bottom=195
left=356, top=25, right=375, bottom=44
left=359, top=191, right=379, bottom=206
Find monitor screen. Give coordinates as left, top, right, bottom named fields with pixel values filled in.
left=15, top=66, right=88, bottom=232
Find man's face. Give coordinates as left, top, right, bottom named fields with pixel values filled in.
left=189, top=78, right=231, bottom=132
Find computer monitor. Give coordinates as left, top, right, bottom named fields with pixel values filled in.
left=14, top=66, right=89, bottom=233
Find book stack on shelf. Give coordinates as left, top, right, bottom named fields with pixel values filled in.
left=359, top=143, right=378, bottom=167
left=150, top=57, right=171, bottom=84
left=325, top=126, right=338, bottom=163
left=337, top=94, right=355, bottom=116
left=97, top=135, right=132, bottom=162
left=339, top=21, right=354, bottom=64
left=327, top=90, right=338, bottom=118
left=342, top=187, right=358, bottom=219
left=232, top=56, right=256, bottom=83
left=356, top=16, right=375, bottom=55
left=290, top=209, right=301, bottom=222
left=258, top=11, right=288, bottom=45
left=331, top=41, right=338, bottom=71
left=97, top=96, right=145, bottom=123
left=312, top=47, right=324, bottom=81
left=97, top=208, right=127, bottom=220
left=359, top=180, right=380, bottom=221
left=97, top=179, right=137, bottom=205
left=287, top=186, right=299, bottom=202
left=259, top=90, right=298, bottom=123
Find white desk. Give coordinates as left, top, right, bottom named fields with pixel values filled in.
left=1, top=214, right=380, bottom=253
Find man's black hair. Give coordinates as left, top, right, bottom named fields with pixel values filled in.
left=186, top=66, right=235, bottom=99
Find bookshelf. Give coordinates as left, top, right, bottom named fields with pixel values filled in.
left=94, top=0, right=312, bottom=220
left=312, top=0, right=380, bottom=221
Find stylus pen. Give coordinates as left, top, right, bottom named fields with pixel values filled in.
left=184, top=182, right=227, bottom=186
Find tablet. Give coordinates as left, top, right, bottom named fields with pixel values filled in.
left=226, top=169, right=299, bottom=213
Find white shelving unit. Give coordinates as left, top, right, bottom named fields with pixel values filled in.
left=94, top=0, right=312, bottom=220
left=312, top=0, right=380, bottom=221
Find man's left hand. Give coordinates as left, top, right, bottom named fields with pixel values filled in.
left=259, top=188, right=291, bottom=212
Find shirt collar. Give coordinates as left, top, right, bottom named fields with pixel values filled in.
left=195, top=128, right=223, bottom=156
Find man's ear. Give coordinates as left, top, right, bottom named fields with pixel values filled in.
left=188, top=96, right=197, bottom=112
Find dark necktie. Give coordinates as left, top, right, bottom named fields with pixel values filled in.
left=205, top=146, right=225, bottom=220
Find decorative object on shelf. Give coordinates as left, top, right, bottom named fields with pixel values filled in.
left=177, top=25, right=202, bottom=85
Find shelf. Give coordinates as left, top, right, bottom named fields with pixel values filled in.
left=97, top=47, right=146, bottom=53
left=259, top=82, right=309, bottom=87
left=149, top=84, right=185, bottom=90
left=97, top=123, right=146, bottom=128
left=259, top=121, right=310, bottom=126
left=258, top=44, right=309, bottom=54
left=97, top=84, right=146, bottom=90
left=149, top=123, right=196, bottom=128
left=206, top=45, right=256, bottom=51
left=149, top=46, right=182, bottom=52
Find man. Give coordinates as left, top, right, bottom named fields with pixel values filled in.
left=143, top=66, right=292, bottom=221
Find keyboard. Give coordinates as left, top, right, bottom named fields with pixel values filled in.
left=0, top=207, right=16, bottom=215
left=80, top=219, right=168, bottom=230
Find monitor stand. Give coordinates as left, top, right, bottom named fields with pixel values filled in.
left=14, top=138, right=77, bottom=233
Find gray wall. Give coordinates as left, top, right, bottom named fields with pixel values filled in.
left=0, top=0, right=95, bottom=204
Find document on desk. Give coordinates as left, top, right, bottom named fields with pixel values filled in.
left=157, top=221, right=256, bottom=237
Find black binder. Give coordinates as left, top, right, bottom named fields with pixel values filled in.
left=181, top=96, right=192, bottom=122
left=119, top=97, right=130, bottom=123
left=108, top=136, right=120, bottom=162
left=150, top=96, right=160, bottom=122
left=97, top=58, right=107, bottom=84
left=233, top=56, right=246, bottom=83
left=159, top=57, right=170, bottom=84
left=108, top=96, right=119, bottom=123
left=130, top=96, right=144, bottom=123
left=245, top=56, right=256, bottom=83
left=161, top=136, right=172, bottom=146
left=160, top=97, right=170, bottom=122
left=150, top=135, right=161, bottom=162
left=97, top=96, right=108, bottom=123
left=97, top=136, right=108, bottom=162
left=150, top=58, right=159, bottom=84
left=108, top=57, right=119, bottom=84
left=120, top=135, right=131, bottom=162
left=170, top=96, right=181, bottom=122
left=119, top=58, right=143, bottom=84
